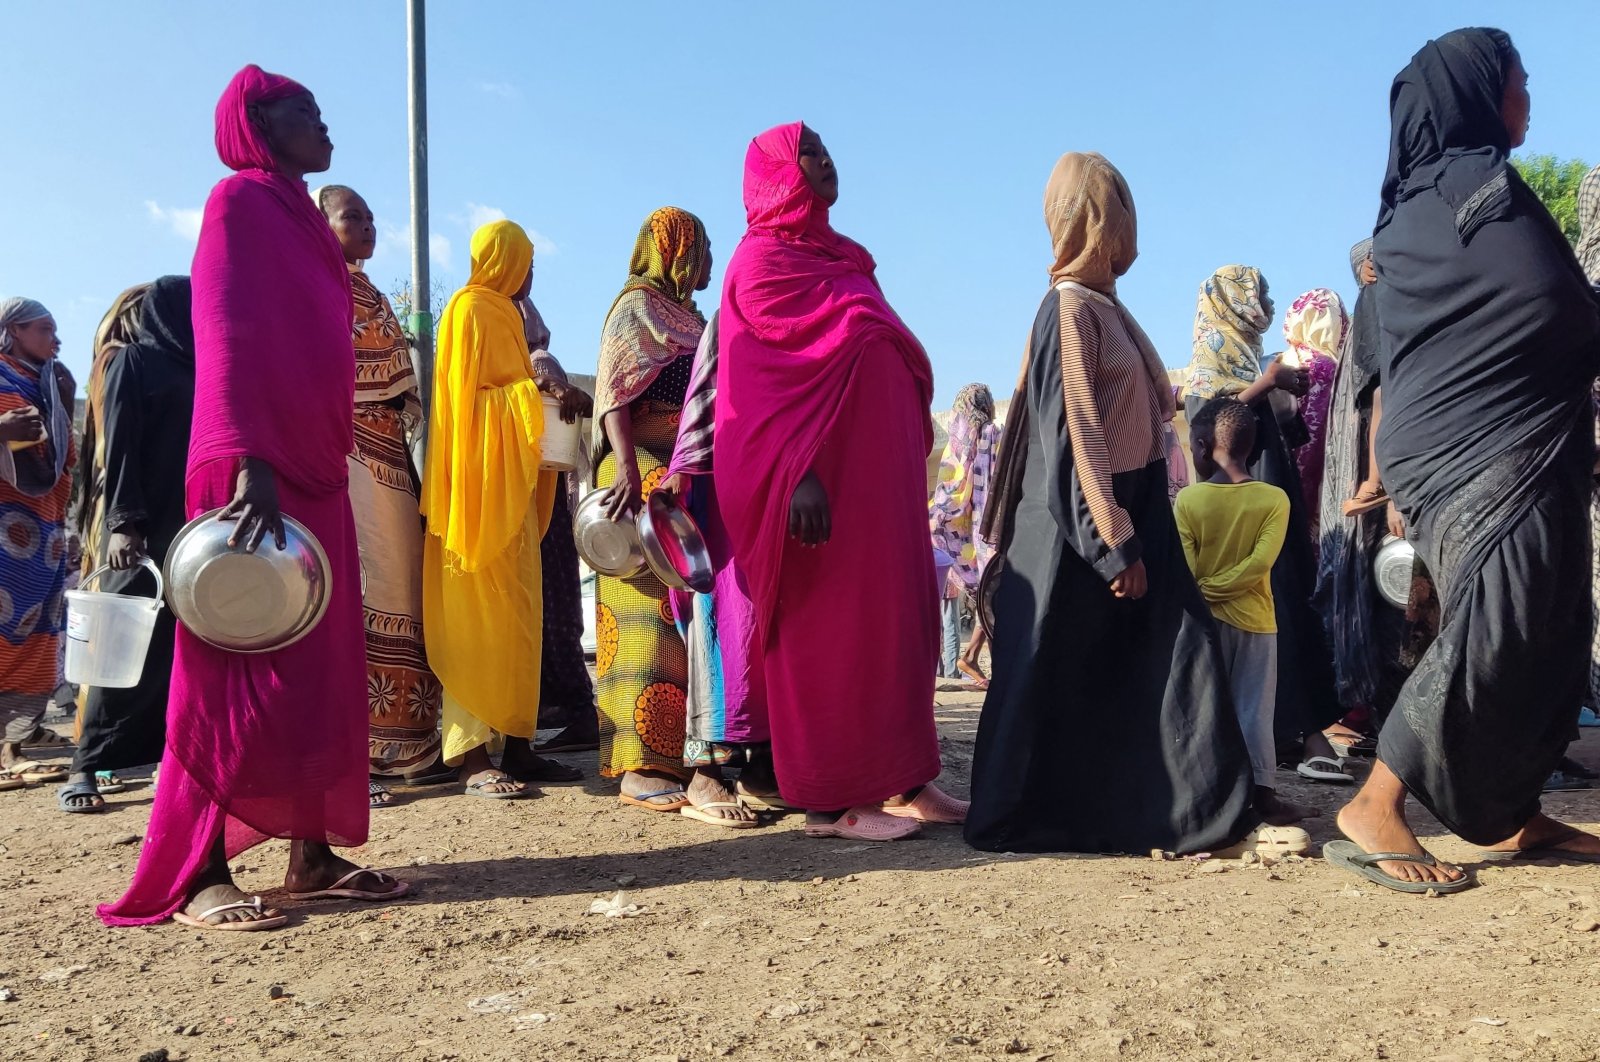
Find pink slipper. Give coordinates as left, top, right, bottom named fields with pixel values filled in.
left=881, top=783, right=970, bottom=824
left=803, top=807, right=921, bottom=842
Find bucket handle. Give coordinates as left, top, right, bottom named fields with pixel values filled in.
left=78, top=557, right=165, bottom=608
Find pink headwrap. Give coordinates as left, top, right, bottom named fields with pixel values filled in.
left=187, top=65, right=354, bottom=495
left=712, top=122, right=934, bottom=635
left=214, top=64, right=311, bottom=173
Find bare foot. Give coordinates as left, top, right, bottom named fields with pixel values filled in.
left=1258, top=787, right=1321, bottom=826
left=1482, top=813, right=1600, bottom=858
left=183, top=883, right=281, bottom=927
left=686, top=767, right=757, bottom=824
left=1336, top=793, right=1464, bottom=886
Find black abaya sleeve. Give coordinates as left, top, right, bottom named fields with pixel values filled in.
left=1027, top=294, right=1141, bottom=583
left=100, top=351, right=149, bottom=536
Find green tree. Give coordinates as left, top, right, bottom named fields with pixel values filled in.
left=1512, top=153, right=1591, bottom=245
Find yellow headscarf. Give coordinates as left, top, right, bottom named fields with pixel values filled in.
left=421, top=220, right=547, bottom=570
left=1185, top=264, right=1271, bottom=400
left=618, top=206, right=708, bottom=313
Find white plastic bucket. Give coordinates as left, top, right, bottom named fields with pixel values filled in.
left=64, top=559, right=164, bottom=689
left=539, top=394, right=582, bottom=472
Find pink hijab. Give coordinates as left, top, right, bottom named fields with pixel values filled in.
left=713, top=122, right=934, bottom=633
left=188, top=64, right=355, bottom=495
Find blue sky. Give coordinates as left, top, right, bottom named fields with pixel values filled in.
left=2, top=1, right=1595, bottom=408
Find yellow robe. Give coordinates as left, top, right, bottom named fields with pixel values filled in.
left=421, top=220, right=556, bottom=762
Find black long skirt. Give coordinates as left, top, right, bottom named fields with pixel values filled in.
left=72, top=562, right=172, bottom=774
left=966, top=460, right=1257, bottom=855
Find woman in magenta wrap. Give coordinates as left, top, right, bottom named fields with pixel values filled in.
left=714, top=123, right=968, bottom=841
left=100, top=66, right=407, bottom=931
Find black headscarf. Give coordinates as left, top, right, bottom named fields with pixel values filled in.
left=135, top=275, right=195, bottom=365
left=1373, top=28, right=1600, bottom=540
left=1376, top=28, right=1515, bottom=242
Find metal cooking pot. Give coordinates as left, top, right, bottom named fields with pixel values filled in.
left=638, top=490, right=714, bottom=594
left=1373, top=534, right=1416, bottom=610
left=164, top=508, right=332, bottom=653
left=574, top=489, right=647, bottom=578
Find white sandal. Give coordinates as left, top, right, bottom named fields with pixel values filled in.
left=1297, top=756, right=1353, bottom=784
left=172, top=896, right=288, bottom=932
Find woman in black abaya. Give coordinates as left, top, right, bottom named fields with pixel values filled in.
left=1329, top=28, right=1600, bottom=892
left=966, top=152, right=1256, bottom=855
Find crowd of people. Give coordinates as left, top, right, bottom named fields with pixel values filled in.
left=1, top=25, right=1598, bottom=932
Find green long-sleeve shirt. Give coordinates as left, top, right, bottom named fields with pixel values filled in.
left=1174, top=479, right=1290, bottom=635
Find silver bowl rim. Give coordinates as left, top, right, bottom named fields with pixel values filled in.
left=163, top=507, right=333, bottom=654
left=573, top=489, right=647, bottom=578
left=637, top=490, right=714, bottom=594
left=1373, top=533, right=1416, bottom=609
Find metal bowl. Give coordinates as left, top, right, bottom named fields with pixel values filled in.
left=164, top=508, right=332, bottom=653
left=638, top=491, right=714, bottom=594
left=1373, top=534, right=1416, bottom=609
left=574, top=489, right=646, bottom=578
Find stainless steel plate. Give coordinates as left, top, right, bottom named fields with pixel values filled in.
left=573, top=489, right=646, bottom=578
left=164, top=508, right=332, bottom=653
left=638, top=491, right=714, bottom=594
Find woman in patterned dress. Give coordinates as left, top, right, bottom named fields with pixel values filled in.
left=929, top=383, right=999, bottom=687
left=316, top=185, right=442, bottom=807
left=592, top=207, right=756, bottom=826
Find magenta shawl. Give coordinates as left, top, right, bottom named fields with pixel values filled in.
left=100, top=66, right=365, bottom=927
left=713, top=122, right=934, bottom=632
left=188, top=65, right=355, bottom=495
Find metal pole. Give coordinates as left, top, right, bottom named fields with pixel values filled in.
left=406, top=0, right=432, bottom=462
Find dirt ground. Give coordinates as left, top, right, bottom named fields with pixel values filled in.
left=3, top=690, right=1599, bottom=1062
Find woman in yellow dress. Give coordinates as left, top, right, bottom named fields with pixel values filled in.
left=422, top=220, right=557, bottom=799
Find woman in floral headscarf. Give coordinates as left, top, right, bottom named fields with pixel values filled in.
left=592, top=208, right=761, bottom=828
left=1281, top=288, right=1349, bottom=536
left=1183, top=267, right=1347, bottom=786
left=930, top=383, right=999, bottom=686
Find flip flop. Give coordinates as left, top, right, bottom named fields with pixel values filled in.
left=804, top=807, right=922, bottom=842
left=464, top=773, right=533, bottom=800
left=0, top=775, right=27, bottom=792
left=534, top=728, right=601, bottom=754
left=1478, top=827, right=1600, bottom=864
left=1579, top=707, right=1600, bottom=728
left=1209, top=825, right=1311, bottom=859
left=57, top=779, right=107, bottom=814
left=882, top=783, right=970, bottom=824
left=22, top=727, right=74, bottom=751
left=1, top=764, right=68, bottom=784
left=172, top=896, right=289, bottom=932
left=1323, top=839, right=1473, bottom=895
left=93, top=772, right=128, bottom=795
left=504, top=755, right=583, bottom=783
left=1341, top=490, right=1389, bottom=518
left=1327, top=733, right=1378, bottom=759
left=288, top=867, right=410, bottom=902
left=735, top=787, right=799, bottom=814
left=369, top=781, right=395, bottom=809
left=680, top=800, right=761, bottom=829
left=397, top=765, right=458, bottom=787
left=1297, top=756, right=1354, bottom=784
left=619, top=787, right=689, bottom=812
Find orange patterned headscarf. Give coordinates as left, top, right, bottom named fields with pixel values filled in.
left=618, top=206, right=708, bottom=314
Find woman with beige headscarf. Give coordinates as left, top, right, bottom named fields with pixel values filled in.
left=965, top=152, right=1259, bottom=855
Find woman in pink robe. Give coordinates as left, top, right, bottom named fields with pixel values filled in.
left=99, top=65, right=406, bottom=931
left=713, top=122, right=968, bottom=841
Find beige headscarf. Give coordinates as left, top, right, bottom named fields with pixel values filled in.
left=982, top=152, right=1168, bottom=548
left=1044, top=151, right=1138, bottom=295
